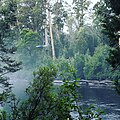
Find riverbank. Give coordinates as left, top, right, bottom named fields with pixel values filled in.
left=54, top=79, right=115, bottom=88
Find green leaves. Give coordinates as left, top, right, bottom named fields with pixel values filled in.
left=94, top=0, right=120, bottom=94
left=17, top=29, right=41, bottom=47
left=94, top=0, right=120, bottom=67
left=52, top=1, right=67, bottom=31
left=73, top=0, right=91, bottom=28
left=84, top=104, right=104, bottom=119
left=0, top=64, right=104, bottom=119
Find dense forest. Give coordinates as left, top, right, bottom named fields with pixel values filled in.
left=1, top=0, right=118, bottom=80
left=0, top=0, right=120, bottom=119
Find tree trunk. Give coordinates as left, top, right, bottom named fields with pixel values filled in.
left=48, top=10, right=56, bottom=60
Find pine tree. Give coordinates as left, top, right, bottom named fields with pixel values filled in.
left=0, top=0, right=21, bottom=103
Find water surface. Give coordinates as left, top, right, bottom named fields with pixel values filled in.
left=79, top=86, right=120, bottom=120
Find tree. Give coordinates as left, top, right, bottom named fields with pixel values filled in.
left=17, top=0, right=47, bottom=49
left=7, top=65, right=73, bottom=120
left=83, top=45, right=113, bottom=80
left=74, top=53, right=85, bottom=79
left=17, top=0, right=56, bottom=60
left=17, top=0, right=46, bottom=33
left=94, top=0, right=120, bottom=93
left=109, top=0, right=120, bottom=15
left=0, top=0, right=21, bottom=103
left=73, top=0, right=91, bottom=29
left=52, top=0, right=67, bottom=35
left=94, top=0, right=120, bottom=68
left=16, top=29, right=43, bottom=69
left=2, top=65, right=103, bottom=119
left=52, top=0, right=68, bottom=58
left=17, top=66, right=57, bottom=120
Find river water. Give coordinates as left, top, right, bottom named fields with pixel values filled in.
left=78, top=86, right=120, bottom=120
left=10, top=79, right=120, bottom=120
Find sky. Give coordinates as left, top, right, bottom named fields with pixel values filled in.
left=63, top=0, right=100, bottom=33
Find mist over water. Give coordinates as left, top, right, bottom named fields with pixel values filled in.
left=8, top=71, right=120, bottom=120
left=8, top=70, right=33, bottom=99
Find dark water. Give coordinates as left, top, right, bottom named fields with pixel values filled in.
left=79, top=86, right=120, bottom=120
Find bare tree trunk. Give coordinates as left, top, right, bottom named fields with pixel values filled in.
left=48, top=10, right=56, bottom=60
left=45, top=1, right=48, bottom=46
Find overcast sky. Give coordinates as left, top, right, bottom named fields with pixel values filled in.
left=63, top=0, right=100, bottom=32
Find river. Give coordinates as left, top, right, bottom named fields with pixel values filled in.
left=10, top=79, right=120, bottom=120
left=78, top=86, right=120, bottom=120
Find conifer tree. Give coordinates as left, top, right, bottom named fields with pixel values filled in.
left=0, top=0, right=21, bottom=103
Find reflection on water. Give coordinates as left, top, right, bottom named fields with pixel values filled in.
left=79, top=86, right=120, bottom=120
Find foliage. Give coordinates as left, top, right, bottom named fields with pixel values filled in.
left=74, top=26, right=102, bottom=55
left=94, top=0, right=120, bottom=68
left=18, top=66, right=57, bottom=120
left=73, top=0, right=91, bottom=29
left=94, top=0, right=120, bottom=93
left=17, top=29, right=41, bottom=54
left=17, top=0, right=46, bottom=34
left=5, top=0, right=116, bottom=81
left=0, top=0, right=117, bottom=82
left=84, top=45, right=110, bottom=80
left=1, top=65, right=103, bottom=120
left=52, top=1, right=67, bottom=31
left=0, top=0, right=118, bottom=119
left=16, top=29, right=41, bottom=68
left=0, top=0, right=21, bottom=103
left=74, top=53, right=85, bottom=78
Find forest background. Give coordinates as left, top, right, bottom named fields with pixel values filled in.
left=11, top=0, right=119, bottom=80
left=0, top=0, right=120, bottom=119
